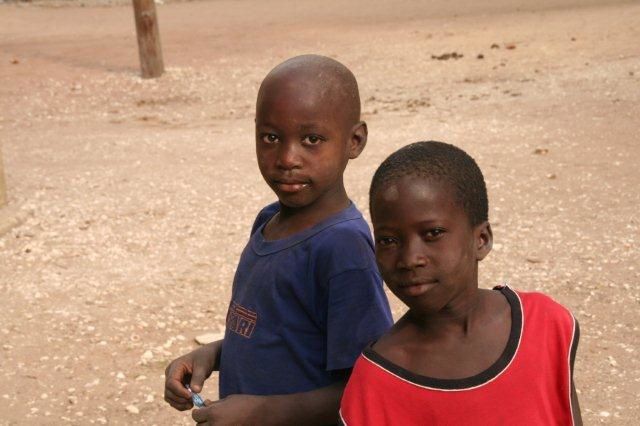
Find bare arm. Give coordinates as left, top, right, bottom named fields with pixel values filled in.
left=192, top=379, right=347, bottom=426
left=262, top=380, right=346, bottom=425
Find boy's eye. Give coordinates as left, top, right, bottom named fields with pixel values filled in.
left=376, top=236, right=397, bottom=247
left=302, top=134, right=324, bottom=145
left=424, top=228, right=445, bottom=241
left=261, top=134, right=279, bottom=144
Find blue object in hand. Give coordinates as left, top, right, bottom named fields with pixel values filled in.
left=185, top=384, right=205, bottom=408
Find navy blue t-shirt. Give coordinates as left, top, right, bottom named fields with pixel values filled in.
left=219, top=202, right=392, bottom=397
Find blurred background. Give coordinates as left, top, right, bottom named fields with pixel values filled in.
left=1, top=0, right=638, bottom=424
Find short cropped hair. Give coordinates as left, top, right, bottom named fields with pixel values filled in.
left=370, top=141, right=488, bottom=226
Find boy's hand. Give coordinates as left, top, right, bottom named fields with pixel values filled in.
left=192, top=395, right=268, bottom=426
left=164, top=340, right=222, bottom=411
left=192, top=380, right=346, bottom=425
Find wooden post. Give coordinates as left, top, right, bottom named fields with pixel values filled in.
left=0, top=145, right=6, bottom=208
left=132, top=0, right=164, bottom=78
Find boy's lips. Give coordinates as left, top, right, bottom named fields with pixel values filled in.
left=397, top=280, right=437, bottom=297
left=273, top=179, right=310, bottom=193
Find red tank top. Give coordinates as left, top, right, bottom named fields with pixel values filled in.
left=340, top=286, right=579, bottom=425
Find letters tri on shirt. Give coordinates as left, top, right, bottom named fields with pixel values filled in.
left=226, top=301, right=258, bottom=338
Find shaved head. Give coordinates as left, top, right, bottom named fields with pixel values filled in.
left=257, top=55, right=361, bottom=127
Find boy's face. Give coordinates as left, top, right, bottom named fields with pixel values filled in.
left=255, top=76, right=366, bottom=210
left=371, top=176, right=492, bottom=315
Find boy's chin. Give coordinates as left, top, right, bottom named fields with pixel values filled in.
left=276, top=195, right=312, bottom=209
left=271, top=185, right=314, bottom=209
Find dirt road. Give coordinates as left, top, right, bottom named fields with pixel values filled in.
left=1, top=0, right=639, bottom=424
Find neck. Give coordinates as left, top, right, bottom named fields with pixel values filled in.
left=279, top=186, right=350, bottom=223
left=267, top=186, right=350, bottom=239
left=407, top=287, right=485, bottom=337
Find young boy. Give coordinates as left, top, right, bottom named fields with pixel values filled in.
left=340, top=141, right=582, bottom=425
left=164, top=55, right=392, bottom=424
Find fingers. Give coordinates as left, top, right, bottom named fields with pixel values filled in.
left=192, top=406, right=210, bottom=424
left=164, top=385, right=193, bottom=411
left=189, top=364, right=209, bottom=394
left=165, top=362, right=193, bottom=400
left=166, top=375, right=192, bottom=400
left=192, top=400, right=223, bottom=423
left=164, top=360, right=194, bottom=411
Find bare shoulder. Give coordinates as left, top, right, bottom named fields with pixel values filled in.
left=476, top=288, right=512, bottom=335
left=481, top=288, right=510, bottom=311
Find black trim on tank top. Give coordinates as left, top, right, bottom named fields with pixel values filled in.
left=570, top=318, right=580, bottom=379
left=362, top=285, right=522, bottom=390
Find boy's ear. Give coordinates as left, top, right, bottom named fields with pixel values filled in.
left=475, top=221, right=493, bottom=261
left=348, top=121, right=368, bottom=159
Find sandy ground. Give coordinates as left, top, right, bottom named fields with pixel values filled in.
left=1, top=0, right=639, bottom=424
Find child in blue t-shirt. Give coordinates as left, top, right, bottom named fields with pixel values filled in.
left=164, top=55, right=393, bottom=424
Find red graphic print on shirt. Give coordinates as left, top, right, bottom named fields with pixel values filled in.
left=226, top=302, right=257, bottom=338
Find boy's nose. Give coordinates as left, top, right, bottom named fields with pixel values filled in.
left=276, top=141, right=302, bottom=170
left=397, top=238, right=427, bottom=270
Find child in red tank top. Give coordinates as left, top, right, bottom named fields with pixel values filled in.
left=340, top=141, right=582, bottom=425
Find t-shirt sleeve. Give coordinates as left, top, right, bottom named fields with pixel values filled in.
left=325, top=266, right=393, bottom=371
